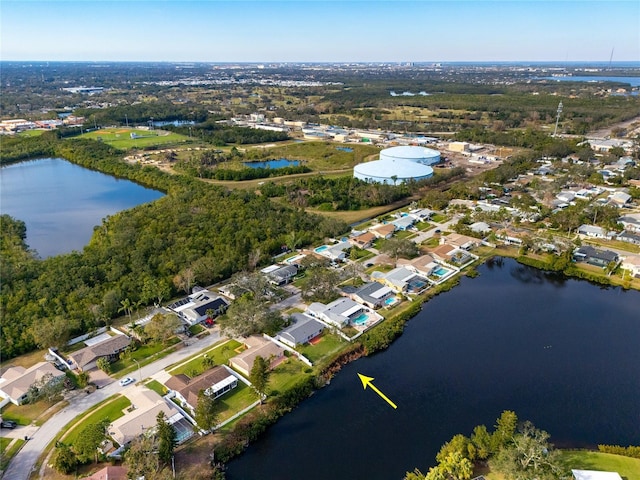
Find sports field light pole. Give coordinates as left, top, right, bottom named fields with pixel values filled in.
left=553, top=101, right=563, bottom=138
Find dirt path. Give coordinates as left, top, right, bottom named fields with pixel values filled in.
left=588, top=114, right=640, bottom=138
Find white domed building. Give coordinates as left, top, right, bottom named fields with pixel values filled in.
left=353, top=146, right=439, bottom=185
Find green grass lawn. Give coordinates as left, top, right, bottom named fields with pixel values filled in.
left=1, top=397, right=60, bottom=425
left=267, top=359, right=311, bottom=395
left=18, top=129, right=46, bottom=137
left=79, top=127, right=191, bottom=150
left=0, top=437, right=12, bottom=454
left=431, top=213, right=447, bottom=223
left=145, top=380, right=168, bottom=396
left=62, top=395, right=131, bottom=446
left=111, top=337, right=180, bottom=376
left=559, top=450, right=640, bottom=480
left=214, top=382, right=259, bottom=423
left=168, top=339, right=242, bottom=377
left=0, top=438, right=25, bottom=470
left=297, top=333, right=346, bottom=363
left=188, top=324, right=205, bottom=335
left=395, top=230, right=416, bottom=240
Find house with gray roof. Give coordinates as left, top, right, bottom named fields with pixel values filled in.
left=69, top=334, right=131, bottom=372
left=608, top=191, right=632, bottom=207
left=276, top=313, right=325, bottom=348
left=619, top=213, right=640, bottom=232
left=307, top=298, right=366, bottom=328
left=265, top=264, right=299, bottom=285
left=391, top=216, right=415, bottom=231
left=578, top=224, right=608, bottom=239
left=165, top=365, right=238, bottom=414
left=618, top=230, right=640, bottom=245
left=349, top=282, right=395, bottom=309
left=573, top=245, right=618, bottom=267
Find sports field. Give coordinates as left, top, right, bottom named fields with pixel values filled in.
left=80, top=127, right=191, bottom=150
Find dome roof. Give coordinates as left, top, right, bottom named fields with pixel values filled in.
left=380, top=145, right=440, bottom=163
left=354, top=158, right=434, bottom=179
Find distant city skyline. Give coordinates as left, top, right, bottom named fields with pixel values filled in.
left=1, top=1, right=639, bottom=63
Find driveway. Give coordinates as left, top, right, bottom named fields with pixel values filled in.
left=2, top=330, right=222, bottom=480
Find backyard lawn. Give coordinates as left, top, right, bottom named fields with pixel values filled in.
left=168, top=339, right=242, bottom=377
left=214, top=382, right=259, bottom=424
left=298, top=333, right=346, bottom=363
left=267, top=359, right=312, bottom=395
left=62, top=395, right=131, bottom=445
left=558, top=450, right=640, bottom=480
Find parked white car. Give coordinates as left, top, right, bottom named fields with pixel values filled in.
left=119, top=377, right=135, bottom=387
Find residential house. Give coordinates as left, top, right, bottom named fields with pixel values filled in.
left=556, top=191, right=576, bottom=204
left=391, top=216, right=415, bottom=231
left=0, top=362, right=65, bottom=405
left=469, top=222, right=491, bottom=235
left=573, top=245, right=619, bottom=267
left=109, top=388, right=186, bottom=446
left=69, top=334, right=131, bottom=372
left=621, top=255, right=640, bottom=277
left=315, top=242, right=351, bottom=262
left=307, top=297, right=366, bottom=328
left=167, top=289, right=229, bottom=325
left=348, top=282, right=395, bottom=309
left=263, top=264, right=299, bottom=285
left=402, top=254, right=439, bottom=277
left=619, top=213, right=640, bottom=232
left=370, top=223, right=396, bottom=239
left=618, top=230, right=640, bottom=245
left=430, top=244, right=457, bottom=263
left=608, top=191, right=632, bottom=207
left=577, top=224, right=608, bottom=239
left=276, top=313, right=325, bottom=348
left=441, top=233, right=480, bottom=250
left=407, top=208, right=434, bottom=222
left=166, top=365, right=238, bottom=414
left=372, top=267, right=429, bottom=294
left=572, top=470, right=623, bottom=480
left=229, top=336, right=284, bottom=377
left=349, top=231, right=376, bottom=249
left=85, top=466, right=129, bottom=480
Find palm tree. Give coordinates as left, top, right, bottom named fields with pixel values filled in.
left=118, top=298, right=133, bottom=322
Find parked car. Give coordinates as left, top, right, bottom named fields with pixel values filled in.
left=1, top=420, right=17, bottom=429
left=119, top=377, right=135, bottom=387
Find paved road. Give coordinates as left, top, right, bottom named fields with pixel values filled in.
left=2, top=330, right=221, bottom=480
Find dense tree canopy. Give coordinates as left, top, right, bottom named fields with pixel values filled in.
left=0, top=137, right=347, bottom=359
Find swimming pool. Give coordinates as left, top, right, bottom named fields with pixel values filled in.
left=352, top=313, right=369, bottom=326
left=286, top=254, right=306, bottom=264
left=434, top=267, right=450, bottom=276
left=314, top=245, right=328, bottom=253
left=384, top=297, right=398, bottom=306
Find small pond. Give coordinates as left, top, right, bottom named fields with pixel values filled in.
left=243, top=159, right=300, bottom=169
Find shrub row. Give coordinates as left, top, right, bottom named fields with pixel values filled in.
left=597, top=444, right=640, bottom=459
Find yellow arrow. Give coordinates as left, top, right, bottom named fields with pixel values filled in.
left=357, top=373, right=397, bottom=409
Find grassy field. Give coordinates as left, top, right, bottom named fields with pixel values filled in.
left=0, top=437, right=12, bottom=454
left=111, top=337, right=181, bottom=376
left=61, top=395, right=131, bottom=445
left=297, top=333, right=346, bottom=364
left=80, top=127, right=192, bottom=150
left=168, top=339, right=242, bottom=377
left=559, top=450, right=640, bottom=480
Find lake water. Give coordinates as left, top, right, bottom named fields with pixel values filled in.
left=0, top=158, right=163, bottom=258
left=540, top=76, right=640, bottom=87
left=243, top=159, right=300, bottom=169
left=227, top=258, right=640, bottom=480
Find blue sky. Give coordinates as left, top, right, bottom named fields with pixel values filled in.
left=1, top=1, right=638, bottom=62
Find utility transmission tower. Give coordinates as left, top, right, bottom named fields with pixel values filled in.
left=553, top=101, right=563, bottom=138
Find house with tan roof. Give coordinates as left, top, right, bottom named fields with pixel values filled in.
left=621, top=255, right=640, bottom=278
left=69, top=334, right=131, bottom=372
left=109, top=388, right=186, bottom=446
left=430, top=244, right=457, bottom=262
left=85, top=465, right=128, bottom=480
left=441, top=233, right=480, bottom=250
left=165, top=365, right=238, bottom=414
left=399, top=254, right=439, bottom=277
left=0, top=362, right=65, bottom=405
left=370, top=223, right=396, bottom=239
left=349, top=231, right=376, bottom=249
left=229, top=336, right=284, bottom=377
